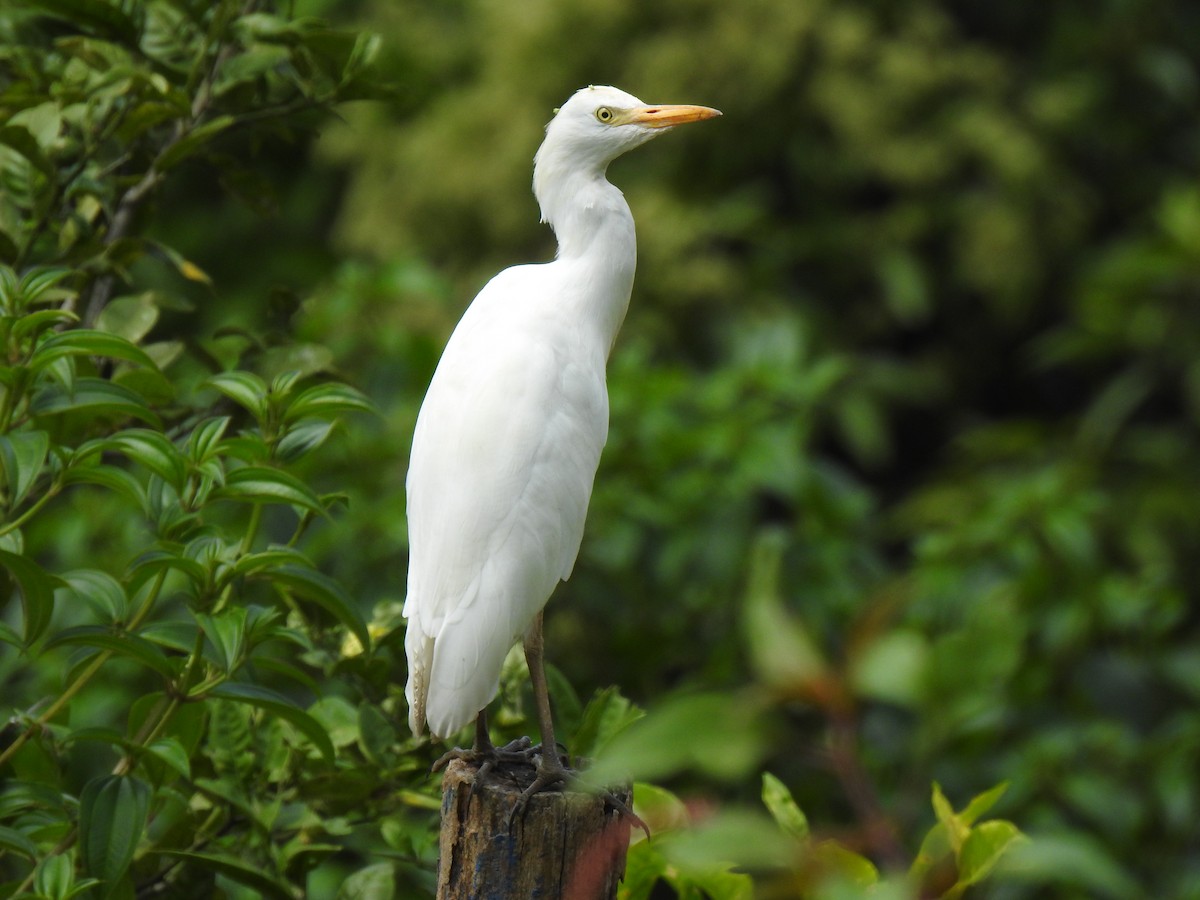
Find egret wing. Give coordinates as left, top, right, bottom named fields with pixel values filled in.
left=404, top=270, right=607, bottom=737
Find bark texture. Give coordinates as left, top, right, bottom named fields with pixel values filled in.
left=437, top=758, right=632, bottom=900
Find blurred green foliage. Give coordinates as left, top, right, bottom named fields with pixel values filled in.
left=3, top=0, right=1198, bottom=897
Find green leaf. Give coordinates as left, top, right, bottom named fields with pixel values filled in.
left=357, top=703, right=396, bottom=766
left=44, top=625, right=176, bottom=679
left=661, top=809, right=796, bottom=872
left=0, top=430, right=50, bottom=508
left=24, top=0, right=139, bottom=42
left=572, top=685, right=643, bottom=758
left=208, top=682, right=335, bottom=761
left=138, top=621, right=200, bottom=655
left=204, top=371, right=268, bottom=421
left=0, top=824, right=39, bottom=859
left=589, top=692, right=765, bottom=786
left=810, top=840, right=879, bottom=887
left=957, top=820, right=1025, bottom=887
left=284, top=381, right=376, bottom=422
left=214, top=465, right=325, bottom=513
left=144, top=737, right=191, bottom=780
left=32, top=378, right=160, bottom=427
left=95, top=294, right=160, bottom=344
left=186, top=416, right=230, bottom=463
left=0, top=548, right=60, bottom=645
left=156, top=851, right=294, bottom=900
left=126, top=550, right=207, bottom=593
left=156, top=116, right=237, bottom=172
left=761, top=772, right=809, bottom=841
left=1000, top=830, right=1140, bottom=898
left=30, top=329, right=158, bottom=371
left=57, top=571, right=129, bottom=628
left=336, top=862, right=396, bottom=900
left=253, top=562, right=369, bottom=652
left=849, top=628, right=928, bottom=707
left=78, top=774, right=151, bottom=890
left=34, top=850, right=73, bottom=898
left=62, top=463, right=147, bottom=508
left=11, top=309, right=78, bottom=343
left=194, top=608, right=246, bottom=673
left=276, top=418, right=336, bottom=461
left=231, top=546, right=310, bottom=577
left=103, top=429, right=187, bottom=491
left=0, top=125, right=55, bottom=179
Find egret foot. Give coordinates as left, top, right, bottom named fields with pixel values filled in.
left=431, top=735, right=534, bottom=775
left=506, top=747, right=650, bottom=839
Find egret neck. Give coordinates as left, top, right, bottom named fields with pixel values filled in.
left=533, top=141, right=637, bottom=358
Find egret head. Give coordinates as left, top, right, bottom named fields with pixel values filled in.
left=533, top=85, right=720, bottom=226
left=540, top=85, right=721, bottom=170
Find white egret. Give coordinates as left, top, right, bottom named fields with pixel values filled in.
left=403, top=85, right=720, bottom=796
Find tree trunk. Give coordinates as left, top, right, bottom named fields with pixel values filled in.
left=437, top=759, right=632, bottom=900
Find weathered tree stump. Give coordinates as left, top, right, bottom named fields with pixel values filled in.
left=437, top=758, right=633, bottom=900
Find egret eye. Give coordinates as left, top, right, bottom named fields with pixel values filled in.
left=595, top=107, right=614, bottom=124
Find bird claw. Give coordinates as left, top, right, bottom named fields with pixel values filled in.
left=503, top=749, right=650, bottom=839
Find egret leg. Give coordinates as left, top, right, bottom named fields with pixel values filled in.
left=524, top=611, right=568, bottom=783
left=515, top=612, right=649, bottom=836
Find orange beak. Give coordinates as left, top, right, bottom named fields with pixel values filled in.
left=627, top=104, right=722, bottom=128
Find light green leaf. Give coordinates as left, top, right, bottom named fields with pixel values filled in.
left=309, top=696, right=360, bottom=749
left=961, top=782, right=1010, bottom=827
left=208, top=682, right=335, bottom=761
left=762, top=772, right=809, bottom=841
left=662, top=809, right=796, bottom=872
left=96, top=294, right=160, bottom=343
left=78, top=774, right=151, bottom=890
left=849, top=629, right=928, bottom=707
left=742, top=530, right=827, bottom=691
left=957, top=820, right=1025, bottom=887
left=589, top=692, right=765, bottom=786
left=932, top=782, right=969, bottom=855
left=811, top=840, right=879, bottom=887
left=336, top=862, right=396, bottom=900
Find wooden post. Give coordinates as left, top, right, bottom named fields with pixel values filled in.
left=437, top=759, right=633, bottom=900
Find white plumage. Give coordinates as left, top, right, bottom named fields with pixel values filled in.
left=403, top=86, right=720, bottom=744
